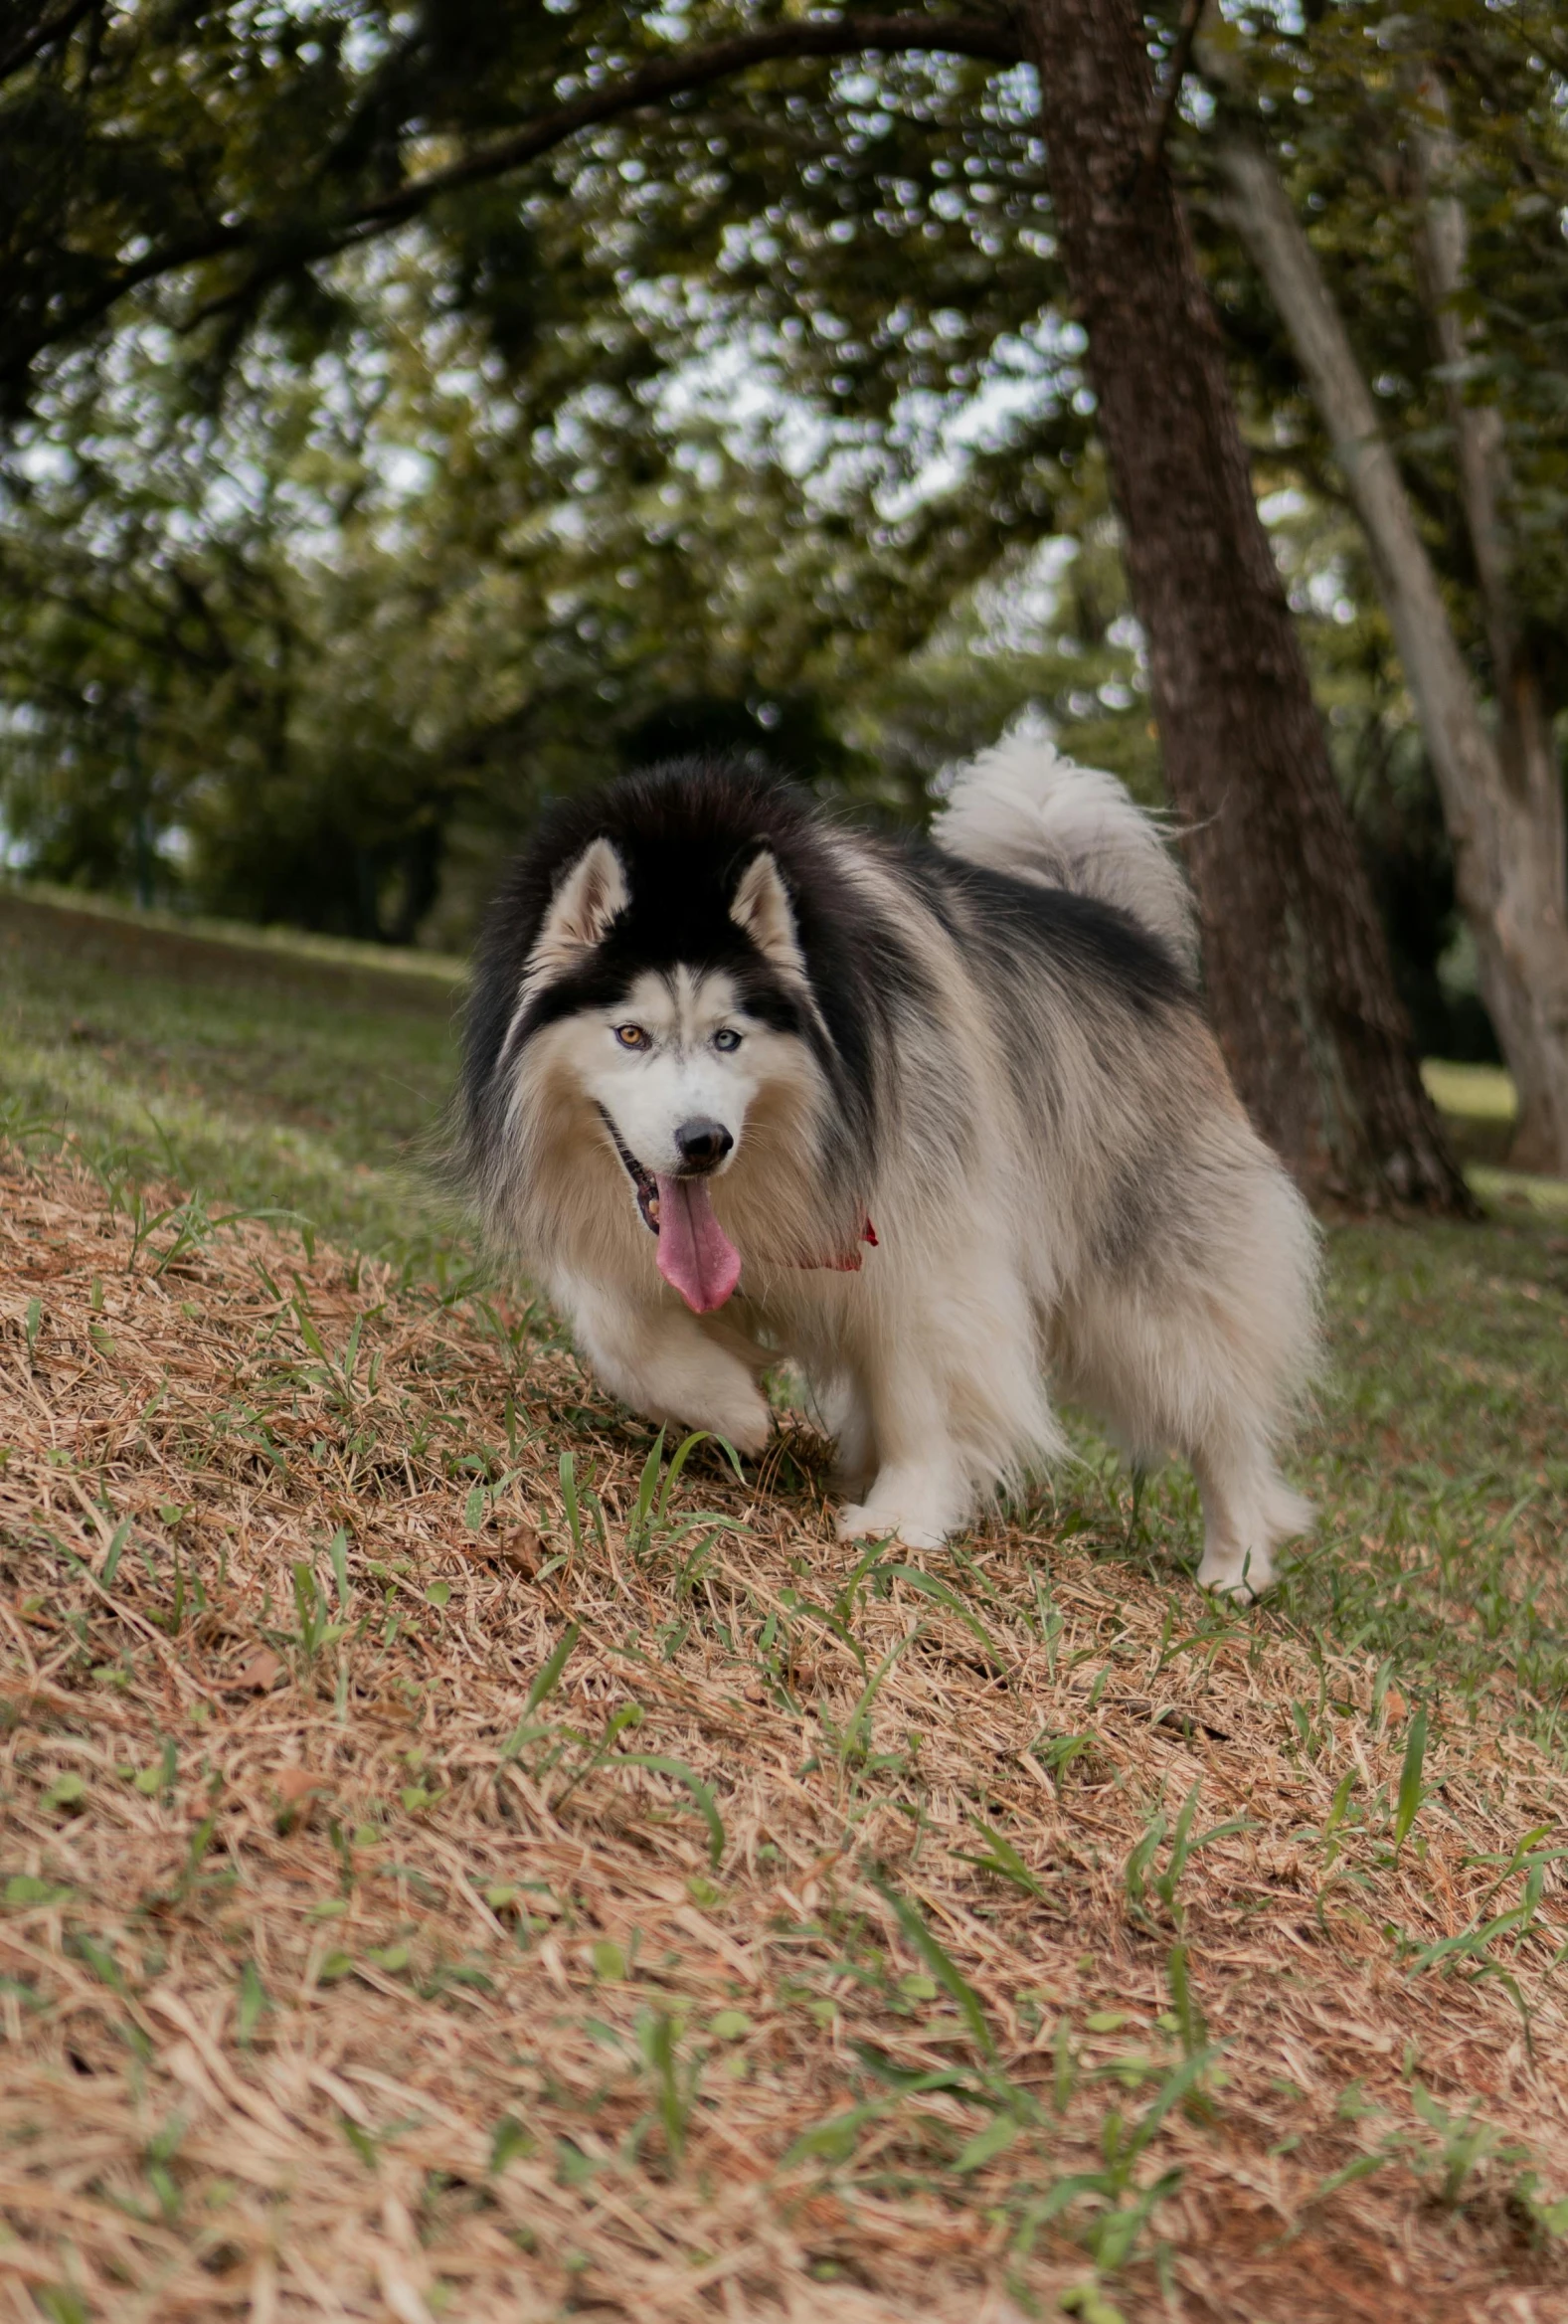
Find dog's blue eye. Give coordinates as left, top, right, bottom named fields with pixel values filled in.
left=613, top=1024, right=650, bottom=1050
left=714, top=1028, right=742, bottom=1053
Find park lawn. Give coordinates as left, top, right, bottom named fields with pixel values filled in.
left=1, top=892, right=1567, bottom=2323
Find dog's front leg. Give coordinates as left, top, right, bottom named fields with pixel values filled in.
left=561, top=1277, right=772, bottom=1455
left=834, top=1344, right=970, bottom=1552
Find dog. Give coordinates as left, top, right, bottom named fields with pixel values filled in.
left=460, top=740, right=1319, bottom=1595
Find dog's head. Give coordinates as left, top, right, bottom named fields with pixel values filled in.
left=467, top=766, right=854, bottom=1313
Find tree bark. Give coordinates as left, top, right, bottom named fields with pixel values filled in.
left=1211, top=123, right=1568, bottom=1178
left=1019, top=0, right=1472, bottom=1211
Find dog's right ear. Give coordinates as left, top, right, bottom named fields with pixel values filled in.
left=525, top=838, right=628, bottom=988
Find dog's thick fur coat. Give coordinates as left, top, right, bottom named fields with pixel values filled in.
left=463, top=742, right=1319, bottom=1593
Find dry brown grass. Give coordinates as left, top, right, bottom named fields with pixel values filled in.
left=2, top=1134, right=1567, bottom=2324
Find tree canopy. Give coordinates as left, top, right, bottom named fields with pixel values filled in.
left=1, top=0, right=1563, bottom=1074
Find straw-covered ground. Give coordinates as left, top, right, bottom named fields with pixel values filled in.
left=2, top=891, right=1567, bottom=2321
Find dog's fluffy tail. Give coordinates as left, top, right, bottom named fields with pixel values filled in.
left=931, top=735, right=1198, bottom=974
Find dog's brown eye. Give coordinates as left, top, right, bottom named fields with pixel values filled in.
left=613, top=1023, right=650, bottom=1050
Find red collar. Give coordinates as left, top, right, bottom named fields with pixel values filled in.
left=795, top=1217, right=878, bottom=1272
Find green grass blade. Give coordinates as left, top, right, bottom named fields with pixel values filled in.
left=326, top=1526, right=351, bottom=1609
left=953, top=1815, right=1044, bottom=1898
left=617, top=1753, right=725, bottom=1867
left=1393, top=1703, right=1429, bottom=1853
left=560, top=1450, right=584, bottom=1556
left=841, top=1627, right=922, bottom=1759
left=886, top=1565, right=1009, bottom=1675
left=99, top=1516, right=132, bottom=1588
left=871, top=1875, right=995, bottom=2059
left=500, top=1623, right=582, bottom=1758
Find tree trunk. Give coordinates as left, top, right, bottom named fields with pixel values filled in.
left=1210, top=123, right=1568, bottom=1179
left=1408, top=86, right=1568, bottom=1174
left=1019, top=0, right=1472, bottom=1212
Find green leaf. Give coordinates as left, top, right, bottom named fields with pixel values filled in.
left=840, top=1625, right=922, bottom=1756
left=637, top=2006, right=691, bottom=2167
left=4, top=1874, right=72, bottom=1908
left=489, top=2113, right=535, bottom=2173
left=1059, top=2286, right=1128, bottom=2324
left=954, top=2112, right=1022, bottom=2171
left=72, top=1934, right=124, bottom=1993
left=1125, top=2043, right=1227, bottom=2163
left=42, top=1772, right=87, bottom=1812
left=1524, top=2188, right=1568, bottom=2237
left=1312, top=2147, right=1392, bottom=2203
left=627, top=1426, right=667, bottom=1553
left=782, top=2099, right=884, bottom=2168
left=33, top=2287, right=90, bottom=2324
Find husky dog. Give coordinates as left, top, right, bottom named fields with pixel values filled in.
left=462, top=742, right=1318, bottom=1595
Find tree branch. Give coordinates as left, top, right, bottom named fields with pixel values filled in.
left=337, top=14, right=1027, bottom=238
left=13, top=13, right=1026, bottom=388
left=1134, top=0, right=1204, bottom=200
left=0, top=0, right=100, bottom=88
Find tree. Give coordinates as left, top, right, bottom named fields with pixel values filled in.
left=1200, top=8, right=1568, bottom=1172
left=0, top=1, right=1469, bottom=1205
left=1016, top=0, right=1465, bottom=1207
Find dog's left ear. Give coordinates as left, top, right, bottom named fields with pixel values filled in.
left=525, top=836, right=628, bottom=991
left=731, top=849, right=806, bottom=980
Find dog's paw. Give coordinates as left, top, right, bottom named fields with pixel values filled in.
left=835, top=1502, right=948, bottom=1552
left=1195, top=1544, right=1276, bottom=1601
left=690, top=1387, right=771, bottom=1459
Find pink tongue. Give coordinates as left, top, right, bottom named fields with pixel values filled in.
left=655, top=1174, right=742, bottom=1313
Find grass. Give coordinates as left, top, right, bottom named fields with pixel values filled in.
left=0, top=885, right=461, bottom=1263
left=2, top=891, right=1568, bottom=2323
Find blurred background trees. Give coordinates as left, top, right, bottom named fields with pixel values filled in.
left=1, top=0, right=1564, bottom=1145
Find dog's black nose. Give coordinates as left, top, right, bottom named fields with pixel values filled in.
left=674, top=1118, right=734, bottom=1172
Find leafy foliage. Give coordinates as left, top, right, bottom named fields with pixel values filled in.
left=0, top=0, right=1561, bottom=1025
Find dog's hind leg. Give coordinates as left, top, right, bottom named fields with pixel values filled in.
left=1052, top=1260, right=1315, bottom=1597
left=561, top=1276, right=772, bottom=1454
left=1055, top=1312, right=1310, bottom=1596
left=1048, top=1131, right=1318, bottom=1595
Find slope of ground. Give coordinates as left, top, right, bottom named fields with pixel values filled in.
left=2, top=890, right=1567, bottom=2321
left=2, top=1136, right=1568, bottom=2323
